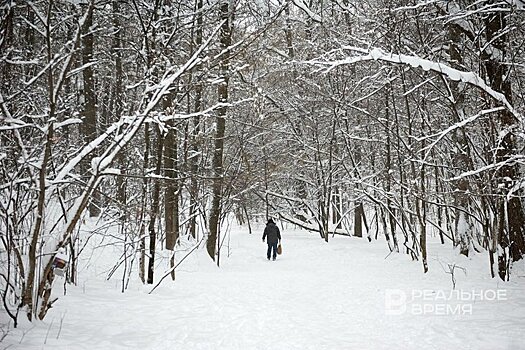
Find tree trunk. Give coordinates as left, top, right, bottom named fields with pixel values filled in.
left=164, top=130, right=179, bottom=250
left=384, top=85, right=398, bottom=252
left=417, top=111, right=428, bottom=273
left=138, top=121, right=150, bottom=284
left=23, top=123, right=54, bottom=321
left=483, top=9, right=525, bottom=280
left=447, top=21, right=472, bottom=256
left=285, top=3, right=294, bottom=59
left=147, top=127, right=164, bottom=284
left=189, top=0, right=203, bottom=240
left=354, top=201, right=363, bottom=238
left=332, top=186, right=342, bottom=229
left=80, top=1, right=100, bottom=217
left=207, top=1, right=231, bottom=262
left=113, top=0, right=126, bottom=218
left=164, top=97, right=179, bottom=281
left=417, top=171, right=428, bottom=273
left=164, top=93, right=179, bottom=251
left=22, top=0, right=59, bottom=321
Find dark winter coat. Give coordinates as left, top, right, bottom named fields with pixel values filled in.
left=263, top=222, right=281, bottom=244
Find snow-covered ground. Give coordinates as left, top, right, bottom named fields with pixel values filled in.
left=2, top=223, right=525, bottom=349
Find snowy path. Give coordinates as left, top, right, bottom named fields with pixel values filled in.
left=3, top=225, right=525, bottom=349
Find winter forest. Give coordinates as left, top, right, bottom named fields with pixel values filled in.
left=1, top=0, right=525, bottom=348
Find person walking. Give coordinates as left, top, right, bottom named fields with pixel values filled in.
left=262, top=218, right=281, bottom=260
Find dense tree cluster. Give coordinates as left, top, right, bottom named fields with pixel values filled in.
left=1, top=0, right=524, bottom=324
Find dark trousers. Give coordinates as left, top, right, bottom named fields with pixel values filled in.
left=267, top=242, right=278, bottom=259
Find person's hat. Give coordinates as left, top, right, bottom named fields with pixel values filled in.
left=267, top=218, right=275, bottom=224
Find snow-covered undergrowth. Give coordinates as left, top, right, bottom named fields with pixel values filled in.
left=2, top=222, right=525, bottom=349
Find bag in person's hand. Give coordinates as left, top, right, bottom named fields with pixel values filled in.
left=277, top=243, right=282, bottom=255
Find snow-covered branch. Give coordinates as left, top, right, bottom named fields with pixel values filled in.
left=53, top=20, right=224, bottom=185
left=292, top=0, right=322, bottom=23
left=418, top=107, right=505, bottom=160
left=447, top=155, right=525, bottom=182
left=306, top=46, right=522, bottom=122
